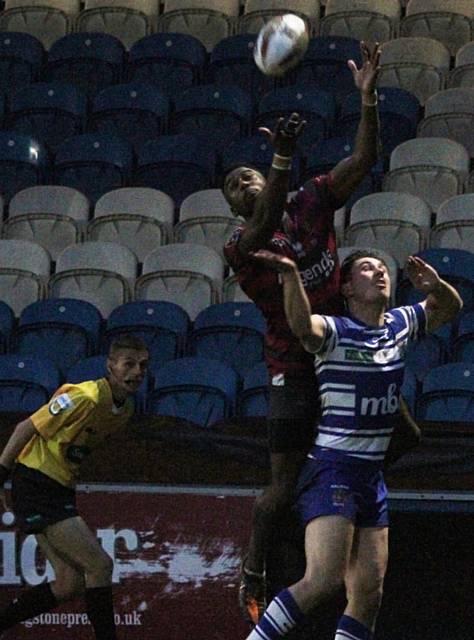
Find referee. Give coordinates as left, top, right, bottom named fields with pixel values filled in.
left=0, top=335, right=149, bottom=640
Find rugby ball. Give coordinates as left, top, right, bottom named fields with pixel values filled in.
left=253, top=14, right=309, bottom=77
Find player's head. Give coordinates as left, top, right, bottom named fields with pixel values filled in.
left=107, top=335, right=149, bottom=399
left=340, top=250, right=391, bottom=307
left=223, top=166, right=266, bottom=219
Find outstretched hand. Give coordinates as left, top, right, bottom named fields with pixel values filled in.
left=258, top=112, right=306, bottom=157
left=405, top=256, right=441, bottom=293
left=348, top=41, right=381, bottom=98
left=251, top=249, right=298, bottom=273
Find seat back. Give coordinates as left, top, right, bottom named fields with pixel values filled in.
left=417, top=362, right=474, bottom=422
left=0, top=6, right=70, bottom=50
left=0, top=32, right=44, bottom=93
left=321, top=0, right=401, bottom=42
left=0, top=354, right=61, bottom=413
left=431, top=194, right=474, bottom=251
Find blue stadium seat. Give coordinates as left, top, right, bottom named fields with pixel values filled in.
left=0, top=32, right=44, bottom=95
left=12, top=299, right=102, bottom=376
left=53, top=133, right=133, bottom=205
left=147, top=356, right=239, bottom=428
left=452, top=311, right=474, bottom=363
left=303, top=136, right=384, bottom=208
left=291, top=35, right=363, bottom=105
left=127, top=33, right=207, bottom=98
left=6, top=83, right=87, bottom=152
left=255, top=86, right=336, bottom=153
left=44, top=32, right=126, bottom=97
left=400, top=365, right=418, bottom=416
left=133, top=134, right=216, bottom=207
left=0, top=355, right=61, bottom=413
left=416, top=363, right=474, bottom=422
left=337, top=87, right=421, bottom=161
left=187, top=302, right=266, bottom=377
left=238, top=361, right=269, bottom=418
left=0, top=132, right=48, bottom=203
left=170, top=84, right=252, bottom=154
left=89, top=82, right=169, bottom=150
left=396, top=248, right=474, bottom=313
left=0, top=301, right=14, bottom=353
left=220, top=132, right=301, bottom=190
left=104, top=301, right=191, bottom=367
left=404, top=334, right=448, bottom=383
left=207, top=33, right=276, bottom=105
left=67, top=354, right=148, bottom=413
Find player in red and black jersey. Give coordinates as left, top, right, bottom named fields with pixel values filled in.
left=224, top=42, right=421, bottom=626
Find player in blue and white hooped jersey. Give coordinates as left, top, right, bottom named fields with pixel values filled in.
left=243, top=249, right=462, bottom=640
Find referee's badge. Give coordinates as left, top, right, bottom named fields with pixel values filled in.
left=49, top=393, right=74, bottom=415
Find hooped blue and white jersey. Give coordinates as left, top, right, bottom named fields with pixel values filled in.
left=310, top=303, right=426, bottom=463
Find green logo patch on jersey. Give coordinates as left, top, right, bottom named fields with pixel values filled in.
left=344, top=348, right=374, bottom=363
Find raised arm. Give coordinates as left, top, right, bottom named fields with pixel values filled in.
left=329, top=41, right=381, bottom=203
left=406, top=256, right=463, bottom=332
left=236, top=113, right=305, bottom=255
left=253, top=250, right=326, bottom=352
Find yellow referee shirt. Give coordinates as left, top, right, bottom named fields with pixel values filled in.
left=17, top=378, right=134, bottom=488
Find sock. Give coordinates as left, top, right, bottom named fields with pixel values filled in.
left=85, top=586, right=117, bottom=640
left=247, top=588, right=307, bottom=640
left=335, top=614, right=374, bottom=640
left=0, top=582, right=57, bottom=632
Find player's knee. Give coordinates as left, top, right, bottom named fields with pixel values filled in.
left=299, top=570, right=344, bottom=607
left=348, top=576, right=384, bottom=616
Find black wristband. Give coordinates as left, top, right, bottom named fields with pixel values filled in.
left=0, top=464, right=10, bottom=485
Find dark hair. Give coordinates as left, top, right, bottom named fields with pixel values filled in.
left=340, top=250, right=389, bottom=285
left=108, top=335, right=148, bottom=357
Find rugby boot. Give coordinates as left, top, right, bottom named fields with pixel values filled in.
left=238, top=558, right=266, bottom=625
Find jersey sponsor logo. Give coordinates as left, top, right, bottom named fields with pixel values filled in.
left=48, top=393, right=74, bottom=416
left=345, top=348, right=374, bottom=363
left=360, top=382, right=399, bottom=416
left=299, top=249, right=335, bottom=288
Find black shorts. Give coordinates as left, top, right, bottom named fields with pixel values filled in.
left=11, top=464, right=78, bottom=534
left=267, top=377, right=320, bottom=453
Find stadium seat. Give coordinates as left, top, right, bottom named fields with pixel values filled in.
left=75, top=0, right=155, bottom=49
left=44, top=32, right=125, bottom=96
left=376, top=37, right=450, bottom=106
left=222, top=274, right=252, bottom=303
left=238, top=361, right=269, bottom=418
left=158, top=0, right=239, bottom=51
left=132, top=134, right=216, bottom=208
left=416, top=363, right=474, bottom=422
left=12, top=298, right=102, bottom=375
left=207, top=34, right=275, bottom=106
left=396, top=247, right=474, bottom=313
left=0, top=32, right=44, bottom=94
left=431, top=194, right=474, bottom=252
left=0, top=239, right=50, bottom=315
left=345, top=192, right=431, bottom=266
left=87, top=187, right=174, bottom=262
left=187, top=302, right=266, bottom=376
left=50, top=241, right=137, bottom=317
left=147, top=356, right=239, bottom=427
left=104, top=300, right=190, bottom=367
left=239, top=0, right=319, bottom=35
left=0, top=3, right=72, bottom=50
left=0, top=131, right=48, bottom=203
left=53, top=133, right=133, bottom=205
left=0, top=301, right=14, bottom=353
left=383, top=137, right=469, bottom=212
left=127, top=33, right=207, bottom=98
left=338, top=86, right=421, bottom=160
left=449, top=42, right=474, bottom=89
left=255, top=86, right=336, bottom=154
left=291, top=35, right=362, bottom=106
left=4, top=185, right=89, bottom=261
left=401, top=0, right=474, bottom=57
left=452, top=311, right=474, bottom=363
left=6, top=82, right=86, bottom=152
left=400, top=365, right=418, bottom=415
left=3, top=0, right=80, bottom=15
left=170, top=84, right=252, bottom=154
left=67, top=353, right=148, bottom=412
left=320, top=0, right=401, bottom=43
left=136, top=243, right=224, bottom=320
left=88, top=81, right=169, bottom=150
left=404, top=334, right=448, bottom=383
left=0, top=354, right=61, bottom=413
left=417, top=88, right=474, bottom=159
left=221, top=133, right=301, bottom=191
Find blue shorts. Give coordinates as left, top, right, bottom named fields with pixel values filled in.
left=295, top=454, right=389, bottom=528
